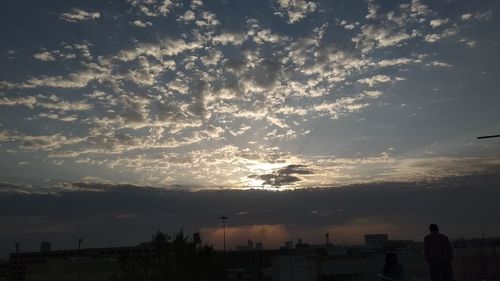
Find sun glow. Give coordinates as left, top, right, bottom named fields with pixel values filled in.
left=238, top=161, right=290, bottom=190
left=248, top=162, right=288, bottom=173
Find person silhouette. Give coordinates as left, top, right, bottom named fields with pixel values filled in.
left=379, top=252, right=404, bottom=281
left=424, top=224, right=454, bottom=281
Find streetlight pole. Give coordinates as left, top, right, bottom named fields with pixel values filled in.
left=219, top=216, right=228, bottom=252
left=219, top=216, right=229, bottom=280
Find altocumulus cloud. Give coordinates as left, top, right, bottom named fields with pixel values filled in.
left=0, top=0, right=498, bottom=191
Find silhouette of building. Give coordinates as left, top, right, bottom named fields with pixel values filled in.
left=273, top=253, right=377, bottom=281
left=8, top=240, right=275, bottom=281
left=8, top=235, right=500, bottom=281
left=272, top=237, right=429, bottom=281
left=224, top=249, right=279, bottom=280
left=0, top=260, right=8, bottom=281
left=40, top=242, right=51, bottom=253
left=235, top=239, right=264, bottom=252
left=9, top=242, right=159, bottom=281
left=364, top=234, right=388, bottom=249
left=452, top=237, right=500, bottom=281
left=25, top=258, right=120, bottom=281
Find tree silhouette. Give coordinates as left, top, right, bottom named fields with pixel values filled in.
left=117, top=230, right=222, bottom=281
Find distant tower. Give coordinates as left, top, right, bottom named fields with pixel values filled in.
left=325, top=233, right=330, bottom=246
left=78, top=238, right=83, bottom=250
left=15, top=242, right=20, bottom=253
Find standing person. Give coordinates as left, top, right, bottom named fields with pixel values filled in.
left=379, top=252, right=404, bottom=281
left=424, top=224, right=454, bottom=281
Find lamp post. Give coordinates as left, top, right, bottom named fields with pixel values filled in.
left=219, top=216, right=229, bottom=280
left=219, top=216, right=228, bottom=252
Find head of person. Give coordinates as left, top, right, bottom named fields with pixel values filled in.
left=385, top=252, right=398, bottom=266
left=429, top=223, right=439, bottom=233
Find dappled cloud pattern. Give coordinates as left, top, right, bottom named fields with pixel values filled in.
left=0, top=0, right=499, bottom=190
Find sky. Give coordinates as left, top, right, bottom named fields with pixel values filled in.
left=0, top=0, right=499, bottom=257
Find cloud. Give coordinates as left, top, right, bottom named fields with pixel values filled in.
left=461, top=13, right=473, bottom=21
left=0, top=63, right=109, bottom=89
left=314, top=95, right=370, bottom=119
left=38, top=113, right=78, bottom=122
left=60, top=9, right=100, bottom=22
left=39, top=95, right=93, bottom=111
left=0, top=129, right=85, bottom=151
left=274, top=0, right=317, bottom=24
left=32, top=43, right=94, bottom=63
left=195, top=11, right=220, bottom=28
left=33, top=51, right=56, bottom=62
left=128, top=0, right=174, bottom=17
left=1, top=173, right=500, bottom=254
left=1, top=0, right=497, bottom=194
left=0, top=182, right=37, bottom=194
left=200, top=49, right=223, bottom=66
left=424, top=28, right=457, bottom=43
left=248, top=164, right=313, bottom=188
left=212, top=32, right=246, bottom=46
left=130, top=20, right=153, bottom=28
left=409, top=0, right=430, bottom=18
left=459, top=38, right=476, bottom=48
left=429, top=61, right=452, bottom=67
left=365, top=2, right=379, bottom=20
left=353, top=24, right=411, bottom=52
left=116, top=38, right=201, bottom=61
left=20, top=134, right=82, bottom=150
left=344, top=24, right=355, bottom=30
left=14, top=133, right=83, bottom=151
left=0, top=96, right=37, bottom=108
left=187, top=80, right=210, bottom=119
left=357, top=75, right=392, bottom=87
left=0, top=95, right=92, bottom=114
left=429, top=19, right=448, bottom=28
left=461, top=10, right=493, bottom=22
left=178, top=10, right=195, bottom=23
left=377, top=58, right=413, bottom=67
left=253, top=28, right=287, bottom=45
